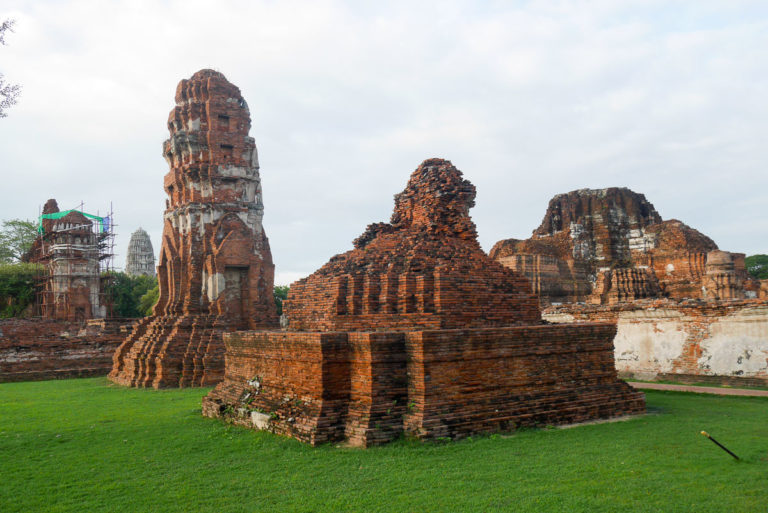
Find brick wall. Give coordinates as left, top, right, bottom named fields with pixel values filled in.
left=0, top=318, right=134, bottom=383
left=544, top=299, right=768, bottom=385
left=203, top=324, right=644, bottom=446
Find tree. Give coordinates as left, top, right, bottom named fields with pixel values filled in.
left=0, top=219, right=37, bottom=263
left=0, top=262, right=41, bottom=317
left=138, top=284, right=159, bottom=316
left=745, top=254, right=768, bottom=280
left=274, top=285, right=289, bottom=316
left=0, top=19, right=21, bottom=118
left=105, top=272, right=158, bottom=318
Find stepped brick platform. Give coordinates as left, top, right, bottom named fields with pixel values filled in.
left=204, top=159, right=644, bottom=446
left=110, top=70, right=277, bottom=389
left=0, top=318, right=134, bottom=383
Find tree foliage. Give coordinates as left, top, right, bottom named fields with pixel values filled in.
left=745, top=254, right=768, bottom=280
left=0, top=218, right=37, bottom=263
left=139, top=284, right=159, bottom=316
left=105, top=272, right=158, bottom=318
left=0, top=19, right=21, bottom=118
left=0, top=262, right=41, bottom=318
left=274, top=285, right=289, bottom=316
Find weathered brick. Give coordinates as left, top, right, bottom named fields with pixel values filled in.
left=204, top=160, right=644, bottom=446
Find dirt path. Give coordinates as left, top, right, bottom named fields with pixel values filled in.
left=627, top=381, right=768, bottom=397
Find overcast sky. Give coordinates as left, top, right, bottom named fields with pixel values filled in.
left=1, top=1, right=766, bottom=285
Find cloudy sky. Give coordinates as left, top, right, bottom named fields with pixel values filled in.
left=0, top=1, right=766, bottom=285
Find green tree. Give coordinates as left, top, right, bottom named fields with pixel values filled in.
left=0, top=262, right=41, bottom=317
left=0, top=218, right=37, bottom=263
left=138, top=284, right=159, bottom=316
left=105, top=272, right=158, bottom=318
left=745, top=254, right=768, bottom=280
left=274, top=285, right=289, bottom=316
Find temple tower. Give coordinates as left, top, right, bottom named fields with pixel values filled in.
left=110, top=69, right=278, bottom=388
left=125, top=228, right=155, bottom=277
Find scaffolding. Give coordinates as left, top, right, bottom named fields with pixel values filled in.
left=32, top=201, right=116, bottom=321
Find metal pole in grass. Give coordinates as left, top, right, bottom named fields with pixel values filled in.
left=700, top=431, right=739, bottom=460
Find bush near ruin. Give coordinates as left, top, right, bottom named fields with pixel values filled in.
left=105, top=272, right=158, bottom=318
left=746, top=254, right=768, bottom=280
left=0, top=262, right=40, bottom=317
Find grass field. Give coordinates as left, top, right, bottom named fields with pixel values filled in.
left=1, top=378, right=766, bottom=513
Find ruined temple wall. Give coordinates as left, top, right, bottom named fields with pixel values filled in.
left=543, top=300, right=768, bottom=385
left=0, top=318, right=133, bottom=383
left=203, top=325, right=644, bottom=446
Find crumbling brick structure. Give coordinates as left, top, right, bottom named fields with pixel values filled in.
left=490, top=188, right=753, bottom=305
left=204, top=159, right=644, bottom=446
left=0, top=318, right=134, bottom=383
left=24, top=199, right=108, bottom=321
left=110, top=70, right=278, bottom=389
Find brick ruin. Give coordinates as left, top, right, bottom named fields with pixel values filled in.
left=203, top=159, right=644, bottom=446
left=125, top=227, right=155, bottom=277
left=110, top=70, right=278, bottom=389
left=1, top=199, right=131, bottom=383
left=25, top=199, right=108, bottom=321
left=492, top=188, right=768, bottom=385
left=0, top=318, right=133, bottom=383
left=490, top=188, right=759, bottom=306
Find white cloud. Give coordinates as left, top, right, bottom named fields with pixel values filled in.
left=1, top=0, right=767, bottom=287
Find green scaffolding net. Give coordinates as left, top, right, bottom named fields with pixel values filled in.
left=38, top=210, right=111, bottom=234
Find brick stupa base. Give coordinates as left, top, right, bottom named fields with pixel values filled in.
left=203, top=324, right=643, bottom=446
left=203, top=159, right=644, bottom=446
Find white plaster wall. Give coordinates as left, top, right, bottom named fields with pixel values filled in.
left=697, top=306, right=768, bottom=377
left=546, top=304, right=768, bottom=380
left=613, top=309, right=687, bottom=376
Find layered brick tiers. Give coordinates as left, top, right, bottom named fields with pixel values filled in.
left=204, top=159, right=644, bottom=445
left=283, top=158, right=541, bottom=331
left=110, top=70, right=277, bottom=389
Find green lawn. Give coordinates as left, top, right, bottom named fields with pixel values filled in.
left=1, top=378, right=766, bottom=513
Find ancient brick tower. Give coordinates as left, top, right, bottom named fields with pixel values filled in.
left=125, top=228, right=155, bottom=277
left=110, top=69, right=278, bottom=388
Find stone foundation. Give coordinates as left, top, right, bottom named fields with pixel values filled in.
left=202, top=323, right=644, bottom=446
left=0, top=318, right=134, bottom=383
left=544, top=299, right=768, bottom=386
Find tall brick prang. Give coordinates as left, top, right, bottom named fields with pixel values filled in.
left=110, top=70, right=278, bottom=389
left=204, top=159, right=644, bottom=446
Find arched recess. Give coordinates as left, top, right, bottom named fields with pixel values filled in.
left=207, top=214, right=255, bottom=326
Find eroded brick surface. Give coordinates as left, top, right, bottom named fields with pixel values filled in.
left=283, top=159, right=540, bottom=331
left=110, top=70, right=277, bottom=389
left=204, top=160, right=644, bottom=446
left=0, top=318, right=133, bottom=382
left=490, top=188, right=755, bottom=305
